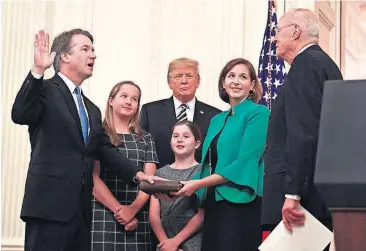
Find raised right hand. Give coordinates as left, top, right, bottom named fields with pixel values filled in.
left=32, top=30, right=56, bottom=75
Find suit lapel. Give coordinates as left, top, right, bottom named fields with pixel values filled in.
left=53, top=74, right=83, bottom=141
left=193, top=100, right=206, bottom=127
left=164, top=97, right=178, bottom=125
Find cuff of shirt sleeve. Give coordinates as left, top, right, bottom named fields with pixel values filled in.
left=31, top=71, right=43, bottom=79
left=132, top=171, right=140, bottom=184
left=285, top=194, right=301, bottom=200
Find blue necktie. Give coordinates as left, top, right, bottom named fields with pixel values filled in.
left=74, top=87, right=89, bottom=144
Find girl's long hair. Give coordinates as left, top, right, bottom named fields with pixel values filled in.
left=103, top=81, right=143, bottom=146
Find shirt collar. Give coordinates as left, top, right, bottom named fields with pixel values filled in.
left=58, top=72, right=80, bottom=94
left=296, top=43, right=316, bottom=56
left=173, top=96, right=196, bottom=111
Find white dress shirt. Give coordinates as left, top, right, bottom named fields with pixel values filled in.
left=57, top=72, right=89, bottom=120
left=297, top=43, right=316, bottom=56
left=173, top=96, right=196, bottom=122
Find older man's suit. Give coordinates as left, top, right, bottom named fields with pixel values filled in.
left=261, top=45, right=343, bottom=234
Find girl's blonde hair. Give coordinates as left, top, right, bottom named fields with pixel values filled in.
left=103, top=81, right=143, bottom=146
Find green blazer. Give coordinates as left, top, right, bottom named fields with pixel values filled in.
left=195, top=99, right=269, bottom=205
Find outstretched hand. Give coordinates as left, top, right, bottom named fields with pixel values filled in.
left=136, top=171, right=168, bottom=184
left=171, top=180, right=200, bottom=197
left=32, top=30, right=56, bottom=75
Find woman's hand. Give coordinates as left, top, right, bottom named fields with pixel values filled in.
left=172, top=180, right=201, bottom=197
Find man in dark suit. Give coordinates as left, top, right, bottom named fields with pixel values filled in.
left=261, top=8, right=343, bottom=247
left=12, top=29, right=159, bottom=251
left=140, top=58, right=221, bottom=168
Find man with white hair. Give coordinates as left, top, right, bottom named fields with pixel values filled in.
left=261, top=8, right=342, bottom=250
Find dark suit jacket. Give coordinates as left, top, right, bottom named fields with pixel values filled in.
left=12, top=72, right=139, bottom=223
left=140, top=97, right=220, bottom=168
left=261, top=45, right=343, bottom=226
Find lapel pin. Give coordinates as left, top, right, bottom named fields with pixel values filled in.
left=200, top=110, right=204, bottom=114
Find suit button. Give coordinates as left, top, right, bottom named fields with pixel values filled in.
left=265, top=144, right=268, bottom=149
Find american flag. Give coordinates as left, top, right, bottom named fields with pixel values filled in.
left=258, top=0, right=287, bottom=109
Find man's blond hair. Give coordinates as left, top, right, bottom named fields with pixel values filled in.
left=167, top=57, right=200, bottom=80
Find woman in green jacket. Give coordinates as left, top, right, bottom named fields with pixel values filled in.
left=175, top=58, right=270, bottom=251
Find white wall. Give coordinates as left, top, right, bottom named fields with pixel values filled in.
left=1, top=1, right=316, bottom=250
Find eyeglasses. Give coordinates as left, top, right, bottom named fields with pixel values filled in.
left=275, top=23, right=296, bottom=33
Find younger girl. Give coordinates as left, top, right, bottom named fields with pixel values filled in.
left=149, top=121, right=204, bottom=251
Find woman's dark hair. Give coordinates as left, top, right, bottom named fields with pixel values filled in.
left=218, top=58, right=263, bottom=104
left=172, top=121, right=202, bottom=142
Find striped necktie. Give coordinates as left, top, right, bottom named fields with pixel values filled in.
left=74, top=87, right=89, bottom=144
left=177, top=104, right=188, bottom=122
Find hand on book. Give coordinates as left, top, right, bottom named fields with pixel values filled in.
left=171, top=180, right=200, bottom=197
left=136, top=171, right=168, bottom=184
left=139, top=180, right=182, bottom=196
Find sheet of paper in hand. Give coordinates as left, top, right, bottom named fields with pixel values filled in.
left=259, top=204, right=333, bottom=251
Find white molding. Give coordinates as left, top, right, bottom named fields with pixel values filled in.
left=1, top=238, right=24, bottom=251
left=1, top=245, right=24, bottom=251
left=285, top=0, right=315, bottom=11
left=316, top=0, right=340, bottom=67
left=332, top=0, right=341, bottom=67
left=318, top=8, right=335, bottom=30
